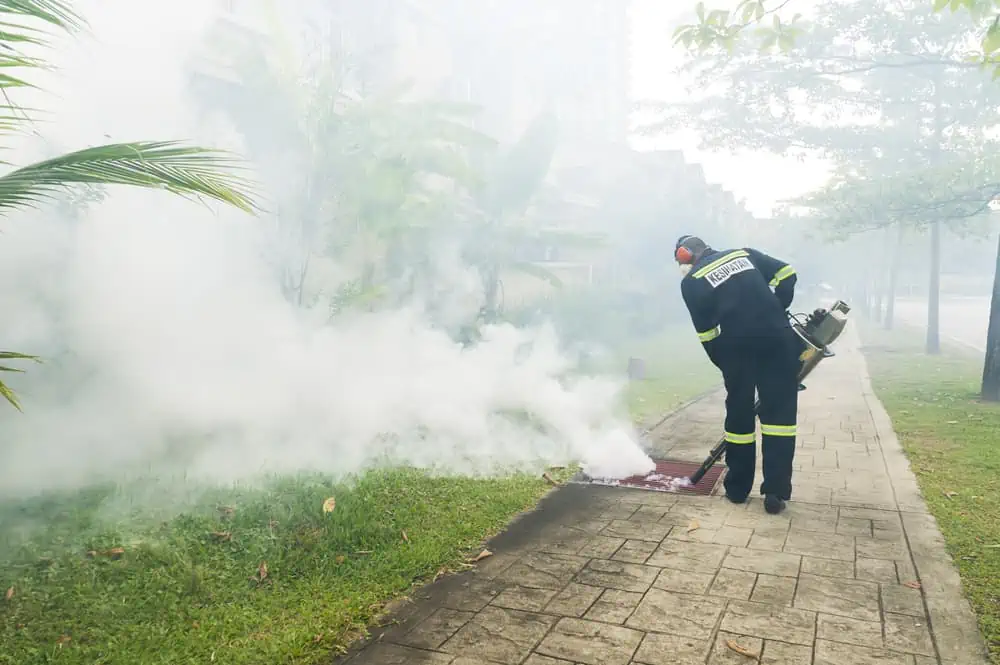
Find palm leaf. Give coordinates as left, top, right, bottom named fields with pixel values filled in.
left=0, top=1, right=80, bottom=28
left=0, top=351, right=39, bottom=411
left=0, top=141, right=258, bottom=212
left=511, top=261, right=563, bottom=288
left=477, top=110, right=560, bottom=219
left=0, top=1, right=83, bottom=131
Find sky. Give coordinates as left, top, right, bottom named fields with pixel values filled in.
left=629, top=0, right=831, bottom=217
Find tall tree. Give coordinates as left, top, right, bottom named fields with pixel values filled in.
left=649, top=0, right=1000, bottom=353
left=0, top=0, right=257, bottom=410
left=188, top=8, right=493, bottom=309
left=796, top=157, right=1000, bottom=400
left=674, top=0, right=1000, bottom=77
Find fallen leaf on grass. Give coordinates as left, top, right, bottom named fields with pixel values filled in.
left=335, top=555, right=346, bottom=564
left=87, top=547, right=125, bottom=560
left=943, top=491, right=957, bottom=499
left=313, top=634, right=324, bottom=644
left=725, top=639, right=759, bottom=659
left=903, top=581, right=921, bottom=590
left=471, top=549, right=493, bottom=563
left=4, top=587, right=13, bottom=601
left=253, top=561, right=268, bottom=584
left=542, top=472, right=561, bottom=486
left=57, top=635, right=71, bottom=647
left=401, top=530, right=410, bottom=543
left=210, top=531, right=232, bottom=542
left=322, top=497, right=336, bottom=514
left=687, top=519, right=700, bottom=533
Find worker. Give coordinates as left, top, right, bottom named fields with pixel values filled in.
left=675, top=235, right=800, bottom=515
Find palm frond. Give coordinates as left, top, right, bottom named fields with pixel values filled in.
left=511, top=261, right=563, bottom=288
left=0, top=1, right=84, bottom=132
left=0, top=141, right=258, bottom=213
left=0, top=351, right=40, bottom=411
left=0, top=1, right=81, bottom=29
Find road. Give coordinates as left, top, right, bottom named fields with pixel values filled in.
left=892, top=297, right=990, bottom=353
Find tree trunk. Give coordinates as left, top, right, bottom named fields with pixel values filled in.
left=927, top=72, right=943, bottom=355
left=872, top=275, right=883, bottom=324
left=981, top=231, right=1000, bottom=401
left=884, top=224, right=903, bottom=330
left=926, top=220, right=941, bottom=354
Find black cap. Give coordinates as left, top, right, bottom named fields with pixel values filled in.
left=676, top=235, right=708, bottom=255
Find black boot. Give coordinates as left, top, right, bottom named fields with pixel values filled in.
left=764, top=495, right=786, bottom=515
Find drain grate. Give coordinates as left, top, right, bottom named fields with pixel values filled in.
left=576, top=459, right=725, bottom=496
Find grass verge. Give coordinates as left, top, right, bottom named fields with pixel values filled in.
left=859, top=322, right=1000, bottom=661
left=0, top=326, right=715, bottom=665
left=0, top=468, right=576, bottom=665
left=617, top=325, right=719, bottom=425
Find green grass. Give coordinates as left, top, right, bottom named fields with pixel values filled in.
left=860, top=323, right=1000, bottom=661
left=0, top=325, right=716, bottom=665
left=0, top=469, right=573, bottom=665
left=618, top=326, right=720, bottom=425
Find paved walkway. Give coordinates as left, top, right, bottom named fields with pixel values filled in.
left=337, top=327, right=989, bottom=665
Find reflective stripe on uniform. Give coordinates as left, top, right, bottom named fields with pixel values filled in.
left=760, top=423, right=797, bottom=437
left=725, top=431, right=755, bottom=445
left=697, top=325, right=721, bottom=342
left=692, top=250, right=749, bottom=278
left=768, top=265, right=796, bottom=287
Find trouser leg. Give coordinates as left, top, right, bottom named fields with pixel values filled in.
left=756, top=332, right=800, bottom=501
left=721, top=355, right=757, bottom=501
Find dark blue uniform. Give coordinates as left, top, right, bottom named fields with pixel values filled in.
left=680, top=247, right=800, bottom=502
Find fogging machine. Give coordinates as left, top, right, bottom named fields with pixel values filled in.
left=686, top=300, right=852, bottom=486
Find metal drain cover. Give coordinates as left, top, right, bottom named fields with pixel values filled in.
left=574, top=459, right=725, bottom=496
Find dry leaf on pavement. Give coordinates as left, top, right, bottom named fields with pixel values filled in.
left=725, top=639, right=759, bottom=659
left=903, top=581, right=922, bottom=590
left=322, top=497, right=336, bottom=513
left=471, top=549, right=493, bottom=562
left=687, top=519, right=700, bottom=533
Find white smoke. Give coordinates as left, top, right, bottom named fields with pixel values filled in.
left=0, top=1, right=655, bottom=498
left=0, top=198, right=654, bottom=495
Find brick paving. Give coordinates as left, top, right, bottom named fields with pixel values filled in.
left=337, top=326, right=990, bottom=665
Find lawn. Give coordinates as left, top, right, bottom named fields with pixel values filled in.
left=616, top=325, right=720, bottom=426
left=860, top=322, right=1000, bottom=661
left=0, top=325, right=713, bottom=665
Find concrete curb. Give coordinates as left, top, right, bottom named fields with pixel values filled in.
left=854, top=324, right=991, bottom=664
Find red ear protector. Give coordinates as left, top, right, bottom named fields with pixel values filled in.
left=675, top=236, right=695, bottom=264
